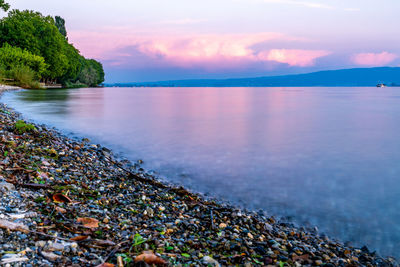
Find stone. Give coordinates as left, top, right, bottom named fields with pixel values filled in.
left=0, top=219, right=29, bottom=233
left=264, top=223, right=273, bottom=232
left=0, top=182, right=15, bottom=192
left=219, top=223, right=227, bottom=228
left=41, top=251, right=61, bottom=261
left=47, top=242, right=65, bottom=251
left=35, top=241, right=46, bottom=248
left=1, top=254, right=29, bottom=264
left=203, top=256, right=221, bottom=267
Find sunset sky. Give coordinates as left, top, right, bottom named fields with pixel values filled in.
left=6, top=0, right=400, bottom=82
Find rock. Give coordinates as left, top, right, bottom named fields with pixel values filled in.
left=264, top=223, right=273, bottom=232
left=8, top=212, right=37, bottom=219
left=145, top=207, right=154, bottom=217
left=0, top=219, right=29, bottom=233
left=322, top=254, right=330, bottom=261
left=47, top=242, right=65, bottom=251
left=0, top=182, right=15, bottom=192
left=1, top=254, right=29, bottom=264
left=40, top=251, right=61, bottom=261
left=203, top=256, right=221, bottom=267
left=35, top=241, right=47, bottom=248
left=315, top=260, right=323, bottom=265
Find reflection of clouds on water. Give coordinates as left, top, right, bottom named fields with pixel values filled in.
left=3, top=86, right=400, bottom=258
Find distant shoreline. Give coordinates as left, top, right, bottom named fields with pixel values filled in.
left=106, top=66, right=400, bottom=88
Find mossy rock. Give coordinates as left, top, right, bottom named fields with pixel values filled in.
left=14, top=120, right=36, bottom=134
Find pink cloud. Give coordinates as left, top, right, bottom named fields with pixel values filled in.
left=352, top=52, right=397, bottom=66
left=68, top=30, right=328, bottom=70
left=258, top=49, right=331, bottom=67
left=134, top=33, right=287, bottom=68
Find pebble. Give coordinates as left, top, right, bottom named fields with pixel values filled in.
left=0, top=182, right=15, bottom=192
left=47, top=242, right=65, bottom=251
left=40, top=251, right=61, bottom=261
left=203, top=256, right=221, bottom=267
left=219, top=223, right=227, bottom=228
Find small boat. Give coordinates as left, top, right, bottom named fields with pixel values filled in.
left=376, top=83, right=387, bottom=88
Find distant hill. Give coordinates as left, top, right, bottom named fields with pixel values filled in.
left=106, top=67, right=400, bottom=87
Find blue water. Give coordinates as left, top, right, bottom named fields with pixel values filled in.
left=3, top=87, right=400, bottom=258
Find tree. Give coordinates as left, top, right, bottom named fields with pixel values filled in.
left=0, top=0, right=9, bottom=12
left=59, top=44, right=83, bottom=84
left=55, top=16, right=67, bottom=39
left=0, top=10, right=68, bottom=80
left=88, top=59, right=105, bottom=85
left=78, top=59, right=105, bottom=86
left=0, top=9, right=105, bottom=87
left=0, top=43, right=47, bottom=79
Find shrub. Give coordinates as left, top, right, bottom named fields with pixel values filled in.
left=14, top=120, right=36, bottom=134
left=0, top=43, right=47, bottom=79
left=8, top=65, right=41, bottom=89
left=63, top=80, right=87, bottom=88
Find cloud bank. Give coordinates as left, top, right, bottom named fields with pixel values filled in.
left=69, top=31, right=330, bottom=71
left=352, top=52, right=397, bottom=66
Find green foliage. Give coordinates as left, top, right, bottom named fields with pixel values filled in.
left=59, top=44, right=84, bottom=84
left=8, top=65, right=41, bottom=88
left=129, top=233, right=147, bottom=253
left=115, top=253, right=133, bottom=264
left=63, top=80, right=88, bottom=89
left=0, top=64, right=42, bottom=89
left=0, top=43, right=47, bottom=79
left=34, top=196, right=46, bottom=203
left=0, top=0, right=9, bottom=12
left=14, top=120, right=37, bottom=134
left=0, top=10, right=68, bottom=79
left=54, top=16, right=67, bottom=38
left=78, top=59, right=105, bottom=87
left=0, top=9, right=105, bottom=87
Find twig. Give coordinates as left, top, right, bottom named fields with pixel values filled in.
left=103, top=155, right=167, bottom=189
left=102, top=240, right=130, bottom=264
left=210, top=209, right=215, bottom=230
left=9, top=182, right=51, bottom=189
left=30, top=230, right=72, bottom=242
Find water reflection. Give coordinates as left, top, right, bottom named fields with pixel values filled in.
left=3, top=87, right=400, bottom=258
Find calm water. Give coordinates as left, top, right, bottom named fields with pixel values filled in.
left=3, top=87, right=400, bottom=257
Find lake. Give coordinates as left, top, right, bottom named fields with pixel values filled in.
left=3, top=87, right=400, bottom=257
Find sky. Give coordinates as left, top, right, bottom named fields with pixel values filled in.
left=5, top=0, right=400, bottom=82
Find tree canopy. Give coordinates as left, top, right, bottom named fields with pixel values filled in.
left=0, top=43, right=47, bottom=79
left=0, top=0, right=9, bottom=12
left=55, top=16, right=67, bottom=39
left=0, top=9, right=105, bottom=87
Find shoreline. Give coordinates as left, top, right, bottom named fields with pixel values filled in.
left=0, top=85, right=23, bottom=91
left=0, top=89, right=397, bottom=266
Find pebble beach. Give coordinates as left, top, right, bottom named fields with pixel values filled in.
left=0, top=87, right=398, bottom=266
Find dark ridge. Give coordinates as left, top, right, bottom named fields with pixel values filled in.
left=105, top=67, right=400, bottom=87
